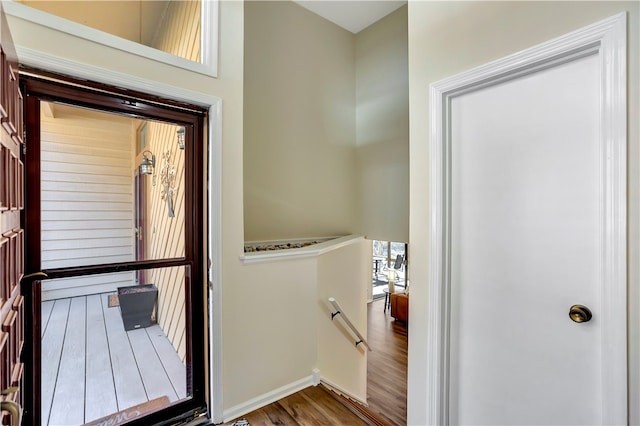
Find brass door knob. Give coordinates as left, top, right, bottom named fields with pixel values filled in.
left=569, top=304, right=592, bottom=323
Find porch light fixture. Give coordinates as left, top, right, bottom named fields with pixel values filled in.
left=139, top=150, right=156, bottom=176
left=176, top=127, right=185, bottom=150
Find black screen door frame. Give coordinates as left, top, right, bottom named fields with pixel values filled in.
left=20, top=70, right=208, bottom=426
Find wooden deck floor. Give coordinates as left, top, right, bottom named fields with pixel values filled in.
left=41, top=293, right=186, bottom=426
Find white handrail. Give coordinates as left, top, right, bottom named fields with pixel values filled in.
left=328, top=297, right=371, bottom=351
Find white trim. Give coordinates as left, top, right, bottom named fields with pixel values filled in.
left=222, top=374, right=316, bottom=422
left=208, top=98, right=224, bottom=423
left=15, top=47, right=218, bottom=108
left=14, top=47, right=224, bottom=422
left=3, top=0, right=218, bottom=77
left=239, top=234, right=365, bottom=264
left=427, top=13, right=627, bottom=425
left=201, top=0, right=219, bottom=77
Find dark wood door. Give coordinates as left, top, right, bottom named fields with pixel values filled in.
left=0, top=3, right=26, bottom=425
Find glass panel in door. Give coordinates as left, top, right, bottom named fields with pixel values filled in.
left=23, top=74, right=207, bottom=426
left=39, top=102, right=185, bottom=267
left=37, top=103, right=192, bottom=425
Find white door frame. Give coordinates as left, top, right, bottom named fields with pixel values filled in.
left=427, top=13, right=627, bottom=425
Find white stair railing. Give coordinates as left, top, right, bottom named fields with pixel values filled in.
left=328, top=297, right=371, bottom=351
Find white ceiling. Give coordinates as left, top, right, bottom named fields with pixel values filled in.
left=293, top=0, right=407, bottom=33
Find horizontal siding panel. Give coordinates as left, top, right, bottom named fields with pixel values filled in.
left=42, top=285, right=113, bottom=301
left=41, top=191, right=132, bottom=203
left=41, top=181, right=131, bottom=194
left=42, top=171, right=131, bottom=186
left=42, top=201, right=132, bottom=212
left=42, top=272, right=135, bottom=291
left=42, top=210, right=132, bottom=221
left=41, top=108, right=132, bottom=123
left=42, top=246, right=133, bottom=260
left=42, top=229, right=133, bottom=240
left=42, top=140, right=128, bottom=159
left=42, top=273, right=135, bottom=301
left=41, top=161, right=131, bottom=177
left=42, top=237, right=132, bottom=251
left=42, top=220, right=132, bottom=231
left=44, top=271, right=133, bottom=287
left=40, top=131, right=131, bottom=149
left=42, top=118, right=131, bottom=136
left=41, top=150, right=131, bottom=167
left=43, top=271, right=134, bottom=290
left=42, top=284, right=128, bottom=301
left=42, top=252, right=133, bottom=269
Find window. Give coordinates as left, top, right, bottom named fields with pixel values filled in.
left=5, top=0, right=218, bottom=76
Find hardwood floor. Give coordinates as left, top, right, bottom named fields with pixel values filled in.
left=223, top=385, right=370, bottom=425
left=41, top=293, right=186, bottom=425
left=224, top=298, right=408, bottom=426
left=366, top=297, right=408, bottom=426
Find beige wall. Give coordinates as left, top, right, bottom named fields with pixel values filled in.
left=18, top=0, right=639, bottom=423
left=225, top=257, right=319, bottom=409
left=355, top=5, right=409, bottom=243
left=243, top=1, right=357, bottom=241
left=225, top=237, right=369, bottom=416
left=407, top=2, right=640, bottom=424
left=243, top=1, right=410, bottom=244
left=316, top=238, right=369, bottom=402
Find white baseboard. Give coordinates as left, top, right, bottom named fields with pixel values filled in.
left=222, top=374, right=316, bottom=422
left=222, top=370, right=368, bottom=422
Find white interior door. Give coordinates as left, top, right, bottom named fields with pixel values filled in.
left=427, top=14, right=627, bottom=426
left=449, top=54, right=601, bottom=425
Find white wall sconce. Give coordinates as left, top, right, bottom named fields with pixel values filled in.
left=177, top=127, right=185, bottom=150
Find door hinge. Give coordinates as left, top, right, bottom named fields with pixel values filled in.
left=21, top=143, right=26, bottom=156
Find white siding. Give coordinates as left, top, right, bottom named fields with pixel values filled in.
left=41, top=104, right=135, bottom=300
